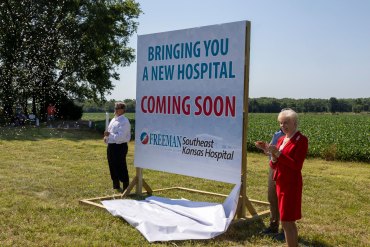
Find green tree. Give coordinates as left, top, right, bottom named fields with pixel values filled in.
left=0, top=0, right=141, bottom=121
left=352, top=98, right=363, bottom=113
left=328, top=97, right=339, bottom=113
left=123, top=98, right=135, bottom=112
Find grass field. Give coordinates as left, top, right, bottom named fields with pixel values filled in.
left=0, top=126, right=369, bottom=246
left=82, top=112, right=135, bottom=121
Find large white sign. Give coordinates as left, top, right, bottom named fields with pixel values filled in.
left=134, top=21, right=248, bottom=184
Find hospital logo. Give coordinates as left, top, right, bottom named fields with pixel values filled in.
left=139, top=131, right=182, bottom=148
left=140, top=132, right=149, bottom=144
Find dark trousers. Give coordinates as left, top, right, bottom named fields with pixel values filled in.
left=268, top=166, right=280, bottom=229
left=107, top=143, right=129, bottom=184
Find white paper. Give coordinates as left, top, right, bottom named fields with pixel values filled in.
left=102, top=183, right=241, bottom=242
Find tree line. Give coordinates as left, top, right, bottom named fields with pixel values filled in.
left=249, top=97, right=370, bottom=113
left=82, top=97, right=370, bottom=114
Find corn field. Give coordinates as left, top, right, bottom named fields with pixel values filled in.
left=247, top=113, right=370, bottom=162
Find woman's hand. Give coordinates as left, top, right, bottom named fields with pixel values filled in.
left=103, top=131, right=110, bottom=143
left=267, top=144, right=277, bottom=153
left=255, top=141, right=269, bottom=154
left=268, top=145, right=280, bottom=161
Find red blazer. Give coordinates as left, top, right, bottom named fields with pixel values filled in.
left=269, top=131, right=308, bottom=221
left=270, top=131, right=308, bottom=186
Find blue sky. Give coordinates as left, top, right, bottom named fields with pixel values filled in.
left=108, top=0, right=370, bottom=100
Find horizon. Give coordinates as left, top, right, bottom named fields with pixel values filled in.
left=105, top=96, right=370, bottom=101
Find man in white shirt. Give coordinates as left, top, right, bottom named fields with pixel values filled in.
left=104, top=102, right=131, bottom=191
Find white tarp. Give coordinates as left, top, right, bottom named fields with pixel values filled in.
left=101, top=183, right=241, bottom=242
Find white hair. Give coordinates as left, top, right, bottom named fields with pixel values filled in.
left=278, top=108, right=298, bottom=128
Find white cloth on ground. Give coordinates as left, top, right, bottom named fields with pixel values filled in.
left=101, top=183, right=241, bottom=242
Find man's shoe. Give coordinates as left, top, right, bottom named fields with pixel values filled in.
left=273, top=231, right=285, bottom=241
left=260, top=226, right=279, bottom=235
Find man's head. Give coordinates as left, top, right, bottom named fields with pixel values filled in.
left=114, top=102, right=126, bottom=116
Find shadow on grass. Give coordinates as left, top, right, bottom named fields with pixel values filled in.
left=217, top=219, right=333, bottom=247
left=0, top=125, right=102, bottom=141
left=215, top=218, right=266, bottom=242
left=298, top=238, right=333, bottom=247
left=217, top=219, right=333, bottom=246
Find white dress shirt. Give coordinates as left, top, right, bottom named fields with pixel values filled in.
left=107, top=115, right=131, bottom=144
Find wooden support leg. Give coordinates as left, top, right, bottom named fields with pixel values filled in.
left=245, top=195, right=258, bottom=216
left=142, top=179, right=153, bottom=194
left=120, top=168, right=153, bottom=198
left=136, top=167, right=143, bottom=195
left=121, top=176, right=138, bottom=197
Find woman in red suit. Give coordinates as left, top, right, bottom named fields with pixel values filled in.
left=256, top=108, right=308, bottom=247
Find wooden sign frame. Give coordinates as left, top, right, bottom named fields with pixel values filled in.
left=80, top=21, right=270, bottom=221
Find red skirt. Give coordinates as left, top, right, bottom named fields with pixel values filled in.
left=276, top=181, right=302, bottom=221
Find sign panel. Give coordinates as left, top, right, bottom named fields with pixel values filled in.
left=134, top=21, right=248, bottom=184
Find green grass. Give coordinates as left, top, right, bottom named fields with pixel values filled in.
left=0, top=126, right=369, bottom=246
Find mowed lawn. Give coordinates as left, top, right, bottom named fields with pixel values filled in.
left=0, top=127, right=369, bottom=246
